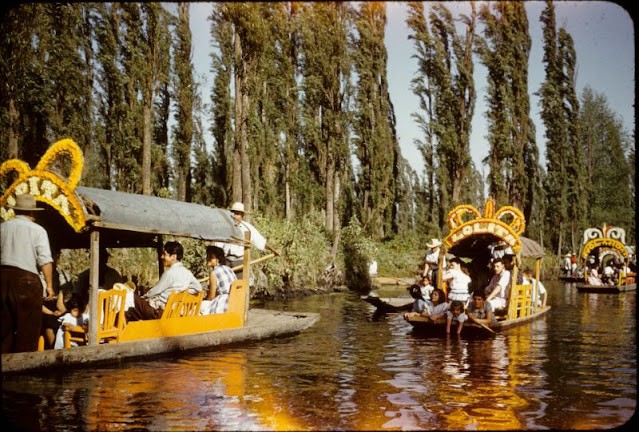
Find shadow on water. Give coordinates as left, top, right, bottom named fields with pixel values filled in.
left=2, top=281, right=636, bottom=430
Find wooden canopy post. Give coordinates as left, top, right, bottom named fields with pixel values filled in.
left=242, top=231, right=251, bottom=323
left=88, top=230, right=100, bottom=346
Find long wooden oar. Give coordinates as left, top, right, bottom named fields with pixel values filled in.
left=468, top=314, right=496, bottom=334
left=231, top=253, right=276, bottom=272
left=198, top=253, right=277, bottom=283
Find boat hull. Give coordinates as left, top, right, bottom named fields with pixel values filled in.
left=1, top=309, right=319, bottom=374
left=559, top=276, right=583, bottom=283
left=575, top=283, right=636, bottom=293
left=362, top=295, right=414, bottom=313
left=407, top=306, right=552, bottom=337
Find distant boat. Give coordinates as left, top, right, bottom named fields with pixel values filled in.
left=575, top=224, right=636, bottom=294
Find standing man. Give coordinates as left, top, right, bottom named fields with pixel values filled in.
left=217, top=202, right=281, bottom=275
left=1, top=194, right=54, bottom=353
left=423, top=238, right=445, bottom=288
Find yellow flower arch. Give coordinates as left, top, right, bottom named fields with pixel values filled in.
left=444, top=198, right=526, bottom=253
left=1, top=138, right=86, bottom=232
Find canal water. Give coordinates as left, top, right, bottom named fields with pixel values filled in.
left=2, top=281, right=636, bottom=430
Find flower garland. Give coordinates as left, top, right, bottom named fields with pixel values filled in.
left=0, top=138, right=86, bottom=232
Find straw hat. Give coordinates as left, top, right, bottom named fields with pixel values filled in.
left=229, top=202, right=245, bottom=214
left=426, top=238, right=442, bottom=249
left=564, top=253, right=571, bottom=258
left=8, top=194, right=43, bottom=211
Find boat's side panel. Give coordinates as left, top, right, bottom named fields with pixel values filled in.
left=118, top=313, right=243, bottom=342
left=1, top=310, right=320, bottom=373
left=408, top=306, right=551, bottom=335
left=576, top=283, right=636, bottom=293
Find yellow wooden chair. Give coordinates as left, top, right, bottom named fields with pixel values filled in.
left=162, top=290, right=204, bottom=319
left=63, top=289, right=127, bottom=348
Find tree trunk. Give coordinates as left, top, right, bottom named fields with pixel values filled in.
left=232, top=26, right=243, bottom=203
left=8, top=97, right=18, bottom=159
left=142, top=102, right=152, bottom=195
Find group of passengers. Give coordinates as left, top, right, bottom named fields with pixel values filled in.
left=403, top=238, right=546, bottom=336
left=584, top=256, right=635, bottom=286
left=1, top=194, right=276, bottom=354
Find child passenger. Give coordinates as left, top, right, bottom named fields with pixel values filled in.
left=53, top=300, right=89, bottom=349
left=403, top=287, right=449, bottom=321
left=445, top=300, right=468, bottom=336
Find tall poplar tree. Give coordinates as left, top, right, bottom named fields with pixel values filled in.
left=476, top=1, right=539, bottom=217
left=407, top=2, right=478, bottom=229
left=209, top=4, right=233, bottom=206
left=298, top=2, right=352, bottom=236
left=352, top=2, right=399, bottom=238
left=578, top=87, right=633, bottom=233
left=173, top=2, right=194, bottom=202
left=538, top=0, right=581, bottom=253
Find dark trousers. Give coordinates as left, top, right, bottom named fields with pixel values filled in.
left=1, top=266, right=43, bottom=353
left=125, top=293, right=162, bottom=321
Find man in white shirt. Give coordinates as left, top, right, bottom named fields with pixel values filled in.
left=126, top=241, right=202, bottom=321
left=1, top=194, right=54, bottom=353
left=484, top=258, right=511, bottom=311
left=216, top=202, right=280, bottom=277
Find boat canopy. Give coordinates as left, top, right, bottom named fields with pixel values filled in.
left=446, top=234, right=544, bottom=260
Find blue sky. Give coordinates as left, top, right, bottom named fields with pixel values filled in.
left=189, top=1, right=634, bottom=174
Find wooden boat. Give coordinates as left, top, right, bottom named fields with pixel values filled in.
left=0, top=139, right=319, bottom=373
left=559, top=275, right=584, bottom=283
left=405, top=198, right=551, bottom=336
left=361, top=293, right=414, bottom=313
left=372, top=276, right=412, bottom=286
left=575, top=224, right=636, bottom=294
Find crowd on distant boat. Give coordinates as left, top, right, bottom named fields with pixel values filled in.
left=562, top=251, right=636, bottom=286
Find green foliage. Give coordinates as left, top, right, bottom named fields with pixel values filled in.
left=247, top=211, right=340, bottom=297
left=341, top=216, right=378, bottom=293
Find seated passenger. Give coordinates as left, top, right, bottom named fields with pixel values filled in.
left=521, top=269, right=547, bottom=307
left=403, top=284, right=428, bottom=320
left=466, top=291, right=496, bottom=326
left=54, top=299, right=88, bottom=349
left=587, top=268, right=603, bottom=286
left=74, top=247, right=125, bottom=308
left=601, top=261, right=617, bottom=285
left=126, top=241, right=202, bottom=321
left=484, top=258, right=511, bottom=311
left=446, top=300, right=468, bottom=336
left=417, top=274, right=434, bottom=299
left=404, top=287, right=448, bottom=321
left=200, top=246, right=237, bottom=315
left=41, top=288, right=79, bottom=349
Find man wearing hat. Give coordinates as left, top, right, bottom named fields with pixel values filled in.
left=216, top=202, right=281, bottom=277
left=1, top=194, right=54, bottom=353
left=423, top=238, right=445, bottom=288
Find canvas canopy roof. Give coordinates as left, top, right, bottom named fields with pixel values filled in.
left=40, top=186, right=243, bottom=250
left=446, top=233, right=544, bottom=260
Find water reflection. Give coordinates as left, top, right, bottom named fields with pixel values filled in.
left=2, top=282, right=635, bottom=430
